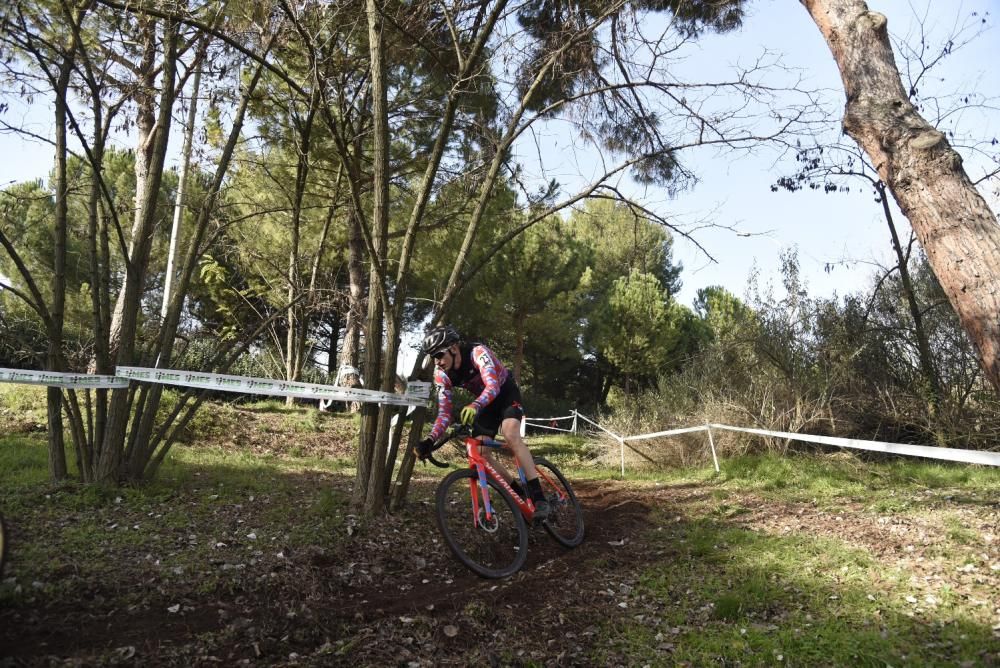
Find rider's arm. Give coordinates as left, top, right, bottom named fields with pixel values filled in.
left=468, top=344, right=503, bottom=411
left=427, top=369, right=454, bottom=441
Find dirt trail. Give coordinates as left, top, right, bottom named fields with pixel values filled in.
left=0, top=479, right=664, bottom=666
left=3, top=471, right=997, bottom=667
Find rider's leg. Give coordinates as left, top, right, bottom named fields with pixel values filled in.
left=499, top=416, right=538, bottom=479
left=499, top=417, right=549, bottom=518
left=479, top=446, right=514, bottom=483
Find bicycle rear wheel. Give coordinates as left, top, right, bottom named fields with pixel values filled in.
left=435, top=469, right=529, bottom=578
left=534, top=457, right=585, bottom=547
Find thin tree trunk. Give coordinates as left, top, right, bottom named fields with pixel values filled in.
left=162, top=65, right=200, bottom=322
left=801, top=0, right=1000, bottom=393
left=339, top=206, right=365, bottom=393
left=877, top=180, right=940, bottom=412
left=327, top=310, right=341, bottom=376
left=513, top=310, right=526, bottom=385
left=297, top=191, right=338, bottom=378
left=47, top=54, right=75, bottom=481
left=356, top=0, right=392, bottom=514
left=285, top=93, right=321, bottom=401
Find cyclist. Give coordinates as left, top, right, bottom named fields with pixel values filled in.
left=415, top=325, right=550, bottom=520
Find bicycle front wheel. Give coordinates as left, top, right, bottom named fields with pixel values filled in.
left=534, top=457, right=585, bottom=547
left=435, top=469, right=529, bottom=579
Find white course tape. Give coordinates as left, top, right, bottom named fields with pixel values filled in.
left=623, top=425, right=709, bottom=441
left=525, top=414, right=576, bottom=422
left=572, top=411, right=999, bottom=471
left=117, top=367, right=432, bottom=407
left=0, top=367, right=129, bottom=389
left=523, top=424, right=575, bottom=433
left=708, top=423, right=1000, bottom=467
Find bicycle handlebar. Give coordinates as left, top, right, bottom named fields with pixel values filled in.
left=422, top=424, right=492, bottom=468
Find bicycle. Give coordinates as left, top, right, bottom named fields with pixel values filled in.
left=424, top=423, right=584, bottom=578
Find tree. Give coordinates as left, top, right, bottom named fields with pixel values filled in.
left=800, top=0, right=1000, bottom=393
left=597, top=269, right=682, bottom=393
left=1, top=0, right=281, bottom=483
left=777, top=3, right=999, bottom=413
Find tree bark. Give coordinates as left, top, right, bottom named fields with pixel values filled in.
left=338, top=209, right=365, bottom=405
left=47, top=52, right=75, bottom=482
left=98, top=18, right=179, bottom=483
left=107, top=14, right=160, bottom=357
left=356, top=0, right=392, bottom=514
left=801, top=0, right=1000, bottom=392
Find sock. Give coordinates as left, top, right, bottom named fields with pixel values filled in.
left=526, top=476, right=545, bottom=503
left=508, top=478, right=525, bottom=498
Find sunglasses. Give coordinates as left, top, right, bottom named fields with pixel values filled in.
left=432, top=350, right=450, bottom=360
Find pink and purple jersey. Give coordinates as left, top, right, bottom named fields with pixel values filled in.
left=428, top=343, right=510, bottom=441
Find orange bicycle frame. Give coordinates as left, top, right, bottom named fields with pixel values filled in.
left=462, top=435, right=538, bottom=525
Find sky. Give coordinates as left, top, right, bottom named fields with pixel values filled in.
left=2, top=0, right=998, bottom=312
left=509, top=0, right=1000, bottom=308
left=667, top=0, right=999, bottom=307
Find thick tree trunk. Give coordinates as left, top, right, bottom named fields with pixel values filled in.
left=107, top=15, right=160, bottom=357
left=98, top=19, right=179, bottom=483
left=127, top=42, right=274, bottom=482
left=801, top=0, right=1000, bottom=393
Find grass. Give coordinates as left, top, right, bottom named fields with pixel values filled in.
left=598, top=517, right=994, bottom=666
left=0, top=426, right=359, bottom=607
left=2, top=403, right=997, bottom=665
left=583, top=452, right=1000, bottom=667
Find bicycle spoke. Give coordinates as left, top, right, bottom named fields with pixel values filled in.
left=436, top=470, right=528, bottom=578
left=534, top=457, right=585, bottom=548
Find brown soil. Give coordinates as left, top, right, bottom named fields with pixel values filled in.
left=1, top=475, right=667, bottom=667
left=1, top=408, right=997, bottom=666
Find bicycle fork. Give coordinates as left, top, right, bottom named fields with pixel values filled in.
left=471, top=465, right=494, bottom=527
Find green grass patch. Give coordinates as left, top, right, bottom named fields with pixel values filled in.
left=597, top=515, right=993, bottom=666
left=0, top=383, right=47, bottom=419
left=0, top=434, right=53, bottom=489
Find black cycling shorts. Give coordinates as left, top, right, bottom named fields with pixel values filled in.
left=474, top=377, right=524, bottom=438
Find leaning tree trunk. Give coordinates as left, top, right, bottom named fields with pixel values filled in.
left=801, top=0, right=1000, bottom=393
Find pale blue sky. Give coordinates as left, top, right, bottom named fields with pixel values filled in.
left=511, top=0, right=1000, bottom=307
left=2, top=0, right=997, bottom=310
left=664, top=0, right=1000, bottom=307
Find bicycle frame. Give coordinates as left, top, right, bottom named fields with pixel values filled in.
left=460, top=434, right=570, bottom=527
left=462, top=435, right=538, bottom=526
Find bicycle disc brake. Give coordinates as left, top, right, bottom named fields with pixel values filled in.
left=477, top=507, right=501, bottom=533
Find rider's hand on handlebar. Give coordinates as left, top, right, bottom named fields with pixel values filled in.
left=460, top=404, right=478, bottom=426
left=416, top=437, right=434, bottom=461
